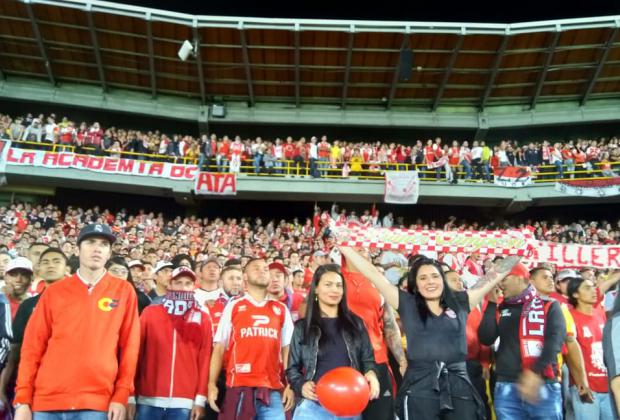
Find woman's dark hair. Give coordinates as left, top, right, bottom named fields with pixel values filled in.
left=106, top=256, right=135, bottom=286
left=407, top=257, right=462, bottom=324
left=566, top=276, right=586, bottom=308
left=171, top=253, right=195, bottom=270
left=304, top=264, right=362, bottom=344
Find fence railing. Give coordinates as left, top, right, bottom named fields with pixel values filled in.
left=6, top=140, right=620, bottom=183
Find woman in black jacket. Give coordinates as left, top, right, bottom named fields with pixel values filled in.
left=287, top=264, right=380, bottom=420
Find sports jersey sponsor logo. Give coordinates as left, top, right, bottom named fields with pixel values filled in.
left=98, top=297, right=119, bottom=312
left=272, top=305, right=281, bottom=316
left=239, top=315, right=279, bottom=339
left=237, top=305, right=247, bottom=312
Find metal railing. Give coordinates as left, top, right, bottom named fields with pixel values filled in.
left=6, top=140, right=620, bottom=183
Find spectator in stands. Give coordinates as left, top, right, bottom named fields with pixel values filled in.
left=130, top=266, right=211, bottom=420
left=4, top=257, right=33, bottom=319
left=341, top=249, right=406, bottom=420
left=0, top=248, right=68, bottom=412
left=568, top=275, right=614, bottom=420
left=286, top=264, right=380, bottom=419
left=14, top=223, right=140, bottom=420
left=340, top=248, right=519, bottom=419
left=479, top=263, right=566, bottom=420
left=106, top=257, right=151, bottom=314
left=208, top=258, right=295, bottom=419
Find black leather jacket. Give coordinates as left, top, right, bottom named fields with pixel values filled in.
left=286, top=318, right=377, bottom=396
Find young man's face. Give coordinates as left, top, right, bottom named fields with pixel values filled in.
left=169, top=275, right=194, bottom=292
left=221, top=269, right=243, bottom=297
left=77, top=237, right=112, bottom=271
left=5, top=270, right=32, bottom=297
left=38, top=251, right=68, bottom=283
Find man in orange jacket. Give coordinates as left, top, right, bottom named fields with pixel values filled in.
left=14, top=223, right=140, bottom=420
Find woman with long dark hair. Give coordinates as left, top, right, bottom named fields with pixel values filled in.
left=287, top=264, right=380, bottom=420
left=339, top=247, right=519, bottom=420
left=106, top=256, right=151, bottom=314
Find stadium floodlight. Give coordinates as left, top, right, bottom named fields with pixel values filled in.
left=178, top=40, right=196, bottom=61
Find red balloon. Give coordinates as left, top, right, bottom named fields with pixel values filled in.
left=316, top=367, right=370, bottom=417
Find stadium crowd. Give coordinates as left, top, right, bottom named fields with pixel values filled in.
left=0, top=201, right=618, bottom=419
left=1, top=112, right=620, bottom=180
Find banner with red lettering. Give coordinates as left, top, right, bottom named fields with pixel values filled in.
left=194, top=172, right=237, bottom=195
left=331, top=222, right=620, bottom=269
left=493, top=166, right=532, bottom=187
left=0, top=140, right=10, bottom=186
left=525, top=240, right=620, bottom=269
left=5, top=148, right=199, bottom=181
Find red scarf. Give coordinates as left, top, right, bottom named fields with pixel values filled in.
left=503, top=285, right=555, bottom=379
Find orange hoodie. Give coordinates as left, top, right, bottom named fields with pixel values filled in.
left=14, top=272, right=140, bottom=412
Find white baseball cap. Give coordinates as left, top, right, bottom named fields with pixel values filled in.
left=6, top=257, right=33, bottom=274
left=154, top=261, right=173, bottom=273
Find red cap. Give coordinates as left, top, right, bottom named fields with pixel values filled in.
left=508, top=262, right=530, bottom=280
left=171, top=266, right=196, bottom=281
left=268, top=262, right=287, bottom=275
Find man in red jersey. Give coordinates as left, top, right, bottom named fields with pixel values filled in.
left=208, top=258, right=294, bottom=420
left=567, top=275, right=614, bottom=419
left=194, top=258, right=227, bottom=333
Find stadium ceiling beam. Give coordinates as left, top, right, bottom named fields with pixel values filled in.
left=239, top=23, right=255, bottom=107
left=86, top=4, right=107, bottom=92
left=480, top=33, right=510, bottom=110
left=146, top=13, right=157, bottom=98
left=341, top=28, right=355, bottom=109
left=530, top=29, right=561, bottom=110
left=294, top=24, right=300, bottom=108
left=580, top=26, right=619, bottom=107
left=24, top=0, right=55, bottom=86
left=432, top=32, right=464, bottom=112
left=192, top=20, right=206, bottom=105
left=18, top=2, right=620, bottom=36
left=386, top=32, right=410, bottom=110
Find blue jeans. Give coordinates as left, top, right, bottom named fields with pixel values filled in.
left=309, top=158, right=319, bottom=178
left=494, top=381, right=562, bottom=420
left=135, top=404, right=191, bottom=420
left=255, top=390, right=285, bottom=420
left=293, top=399, right=361, bottom=420
left=34, top=411, right=107, bottom=420
left=570, top=387, right=614, bottom=420
left=460, top=160, right=472, bottom=179
left=254, top=155, right=263, bottom=174
left=554, top=161, right=564, bottom=179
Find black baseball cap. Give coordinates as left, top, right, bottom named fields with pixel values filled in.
left=77, top=223, right=116, bottom=246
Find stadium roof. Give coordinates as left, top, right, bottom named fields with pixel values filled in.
left=0, top=0, right=619, bottom=111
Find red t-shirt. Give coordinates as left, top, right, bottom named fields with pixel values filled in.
left=342, top=262, right=388, bottom=364
left=570, top=309, right=608, bottom=392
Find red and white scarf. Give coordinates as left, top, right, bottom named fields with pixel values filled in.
left=502, top=285, right=555, bottom=379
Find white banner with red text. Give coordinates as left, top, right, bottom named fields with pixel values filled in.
left=0, top=140, right=10, bottom=185
left=194, top=172, right=237, bottom=195
left=493, top=166, right=533, bottom=188
left=384, top=171, right=419, bottom=204
left=5, top=146, right=200, bottom=181
left=525, top=240, right=620, bottom=269
left=330, top=223, right=620, bottom=269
